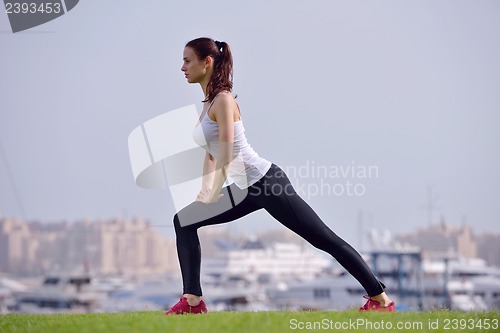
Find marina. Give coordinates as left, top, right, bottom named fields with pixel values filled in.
left=2, top=238, right=500, bottom=314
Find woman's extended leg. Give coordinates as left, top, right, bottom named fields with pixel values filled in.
left=247, top=164, right=393, bottom=306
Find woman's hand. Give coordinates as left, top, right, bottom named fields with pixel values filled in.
left=196, top=187, right=224, bottom=204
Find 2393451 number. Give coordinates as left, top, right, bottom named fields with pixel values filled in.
left=5, top=2, right=62, bottom=14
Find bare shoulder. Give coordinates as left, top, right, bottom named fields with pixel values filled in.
left=211, top=91, right=237, bottom=121
left=213, top=91, right=235, bottom=107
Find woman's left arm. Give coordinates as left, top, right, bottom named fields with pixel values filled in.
left=206, top=94, right=235, bottom=203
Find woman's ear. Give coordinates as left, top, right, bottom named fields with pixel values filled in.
left=204, top=56, right=214, bottom=69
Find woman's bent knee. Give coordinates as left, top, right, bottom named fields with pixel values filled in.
left=173, top=214, right=181, bottom=230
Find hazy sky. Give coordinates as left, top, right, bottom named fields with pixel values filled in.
left=1, top=0, right=499, bottom=246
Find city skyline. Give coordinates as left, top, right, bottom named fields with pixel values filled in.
left=1, top=215, right=499, bottom=279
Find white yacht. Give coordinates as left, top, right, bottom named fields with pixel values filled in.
left=15, top=272, right=107, bottom=313
left=264, top=256, right=500, bottom=311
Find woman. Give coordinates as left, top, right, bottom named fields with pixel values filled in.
left=165, top=37, right=395, bottom=315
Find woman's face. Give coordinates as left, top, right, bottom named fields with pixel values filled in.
left=181, top=47, right=210, bottom=84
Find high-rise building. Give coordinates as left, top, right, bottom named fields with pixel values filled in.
left=0, top=216, right=177, bottom=277
left=0, top=217, right=38, bottom=275
left=475, top=232, right=500, bottom=267
left=395, top=220, right=477, bottom=260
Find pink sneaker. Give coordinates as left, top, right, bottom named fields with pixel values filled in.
left=359, top=295, right=396, bottom=312
left=164, top=297, right=208, bottom=315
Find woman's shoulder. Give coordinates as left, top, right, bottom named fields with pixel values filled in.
left=210, top=91, right=240, bottom=122
left=216, top=90, right=235, bottom=100
left=212, top=90, right=237, bottom=107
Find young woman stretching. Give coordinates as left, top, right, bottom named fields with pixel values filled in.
left=165, top=37, right=395, bottom=315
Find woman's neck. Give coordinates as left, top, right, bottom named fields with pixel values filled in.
left=200, top=68, right=213, bottom=99
left=200, top=81, right=209, bottom=100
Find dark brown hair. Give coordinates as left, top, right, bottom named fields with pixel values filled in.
left=185, top=37, right=233, bottom=103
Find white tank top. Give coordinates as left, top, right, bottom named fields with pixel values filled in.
left=192, top=96, right=272, bottom=189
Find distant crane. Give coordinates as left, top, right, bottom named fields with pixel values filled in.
left=419, top=184, right=441, bottom=227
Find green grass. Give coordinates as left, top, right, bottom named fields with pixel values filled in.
left=1, top=310, right=499, bottom=333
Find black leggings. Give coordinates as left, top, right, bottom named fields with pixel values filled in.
left=173, top=163, right=386, bottom=297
